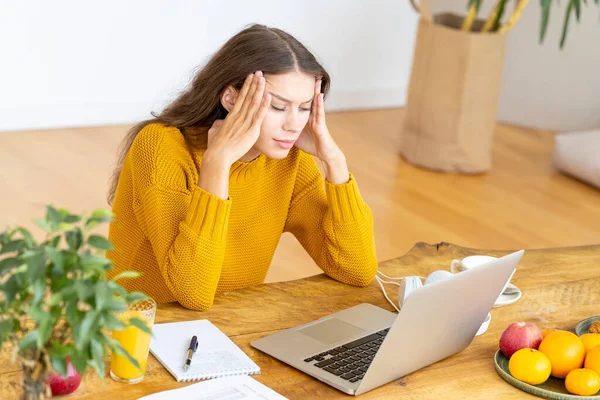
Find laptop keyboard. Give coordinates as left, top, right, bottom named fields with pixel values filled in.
left=303, top=328, right=389, bottom=383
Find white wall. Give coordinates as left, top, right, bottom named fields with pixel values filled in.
left=0, top=0, right=418, bottom=132
left=3, top=1, right=598, bottom=133
left=496, top=1, right=600, bottom=131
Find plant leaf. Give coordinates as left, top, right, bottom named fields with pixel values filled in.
left=65, top=298, right=82, bottom=327
left=30, top=307, right=53, bottom=347
left=49, top=343, right=74, bottom=377
left=18, top=330, right=39, bottom=352
left=540, top=0, right=552, bottom=43
left=32, top=278, right=46, bottom=305
left=46, top=205, right=63, bottom=227
left=33, top=218, right=53, bottom=232
left=0, top=257, right=21, bottom=274
left=50, top=355, right=68, bottom=377
left=111, top=271, right=141, bottom=282
left=25, top=251, right=47, bottom=284
left=58, top=223, right=75, bottom=231
left=128, top=317, right=153, bottom=336
left=91, top=337, right=105, bottom=364
left=125, top=291, right=149, bottom=303
left=3, top=272, right=25, bottom=304
left=89, top=357, right=105, bottom=381
left=91, top=209, right=114, bottom=219
left=15, top=228, right=35, bottom=248
left=560, top=0, right=575, bottom=49
left=87, top=235, right=114, bottom=251
left=103, top=299, right=128, bottom=312
left=65, top=229, right=83, bottom=251
left=109, top=338, right=141, bottom=371
left=107, top=281, right=127, bottom=297
left=46, top=247, right=65, bottom=273
left=81, top=254, right=111, bottom=272
left=64, top=214, right=82, bottom=223
left=0, top=239, right=27, bottom=255
left=49, top=292, right=62, bottom=306
left=94, top=281, right=111, bottom=310
left=74, top=280, right=93, bottom=301
left=103, top=313, right=127, bottom=331
left=0, top=317, right=18, bottom=345
left=574, top=0, right=581, bottom=21
left=70, top=348, right=88, bottom=376
left=76, top=310, right=98, bottom=350
left=50, top=305, right=62, bottom=322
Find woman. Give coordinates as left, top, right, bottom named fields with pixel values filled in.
left=106, top=24, right=378, bottom=311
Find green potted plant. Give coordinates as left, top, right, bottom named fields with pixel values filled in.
left=0, top=206, right=151, bottom=400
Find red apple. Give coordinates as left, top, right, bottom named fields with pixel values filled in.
left=46, top=358, right=82, bottom=396
left=499, top=322, right=543, bottom=358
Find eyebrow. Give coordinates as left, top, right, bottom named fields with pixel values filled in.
left=268, top=92, right=314, bottom=104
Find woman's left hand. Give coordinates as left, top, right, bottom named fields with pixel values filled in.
left=294, top=78, right=345, bottom=163
left=294, top=77, right=350, bottom=184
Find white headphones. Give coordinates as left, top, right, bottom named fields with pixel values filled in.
left=375, top=269, right=491, bottom=336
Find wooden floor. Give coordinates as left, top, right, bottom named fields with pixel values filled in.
left=1, top=108, right=599, bottom=283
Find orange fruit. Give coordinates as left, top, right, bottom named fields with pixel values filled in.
left=565, top=368, right=600, bottom=396
left=581, top=333, right=600, bottom=354
left=538, top=330, right=585, bottom=378
left=584, top=346, right=600, bottom=375
left=508, top=348, right=552, bottom=385
left=542, top=329, right=558, bottom=339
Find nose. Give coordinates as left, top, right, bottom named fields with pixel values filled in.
left=282, top=110, right=304, bottom=134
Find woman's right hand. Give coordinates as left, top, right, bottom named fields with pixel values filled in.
left=204, top=71, right=271, bottom=167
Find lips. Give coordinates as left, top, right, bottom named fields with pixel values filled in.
left=273, top=139, right=296, bottom=149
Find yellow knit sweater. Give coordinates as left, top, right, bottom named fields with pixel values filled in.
left=107, top=123, right=378, bottom=310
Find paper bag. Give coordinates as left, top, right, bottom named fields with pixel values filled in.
left=401, top=10, right=507, bottom=173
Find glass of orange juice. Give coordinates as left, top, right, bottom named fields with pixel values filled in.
left=109, top=299, right=156, bottom=384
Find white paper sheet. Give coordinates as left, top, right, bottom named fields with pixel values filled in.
left=137, top=375, right=288, bottom=400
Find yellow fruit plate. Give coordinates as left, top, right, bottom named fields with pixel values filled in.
left=494, top=350, right=600, bottom=399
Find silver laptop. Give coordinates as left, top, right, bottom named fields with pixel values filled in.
left=251, top=250, right=524, bottom=396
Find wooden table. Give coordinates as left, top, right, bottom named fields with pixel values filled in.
left=2, top=242, right=600, bottom=399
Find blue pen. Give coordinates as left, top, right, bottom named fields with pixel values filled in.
left=184, top=335, right=198, bottom=371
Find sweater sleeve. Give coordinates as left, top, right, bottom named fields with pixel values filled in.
left=128, top=124, right=231, bottom=311
left=283, top=152, right=378, bottom=286
left=133, top=184, right=231, bottom=311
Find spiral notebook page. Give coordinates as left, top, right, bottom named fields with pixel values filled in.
left=149, top=320, right=260, bottom=382
left=138, top=375, right=288, bottom=400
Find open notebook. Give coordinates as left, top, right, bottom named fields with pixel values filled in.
left=149, top=320, right=260, bottom=382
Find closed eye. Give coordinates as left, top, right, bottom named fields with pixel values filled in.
left=271, top=105, right=312, bottom=112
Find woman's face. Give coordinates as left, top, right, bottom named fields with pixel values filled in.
left=244, top=71, right=316, bottom=161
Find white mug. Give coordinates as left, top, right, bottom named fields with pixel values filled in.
left=450, top=255, right=498, bottom=274
left=450, top=255, right=515, bottom=299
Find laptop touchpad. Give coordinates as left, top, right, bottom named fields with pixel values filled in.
left=298, top=318, right=365, bottom=345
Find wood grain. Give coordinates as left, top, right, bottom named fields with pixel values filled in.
left=2, top=242, right=600, bottom=399
left=1, top=108, right=599, bottom=284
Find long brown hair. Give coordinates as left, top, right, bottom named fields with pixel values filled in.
left=107, top=23, right=331, bottom=205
